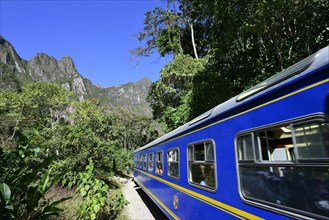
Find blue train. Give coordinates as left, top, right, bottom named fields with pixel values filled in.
left=133, top=46, right=329, bottom=220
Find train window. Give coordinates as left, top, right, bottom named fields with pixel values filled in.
left=188, top=140, right=216, bottom=190
left=255, top=127, right=294, bottom=162
left=143, top=154, right=147, bottom=170
left=237, top=134, right=254, bottom=160
left=167, top=148, right=179, bottom=179
left=236, top=117, right=329, bottom=219
left=148, top=153, right=154, bottom=172
left=134, top=155, right=138, bottom=167
left=139, top=155, right=142, bottom=169
left=155, top=151, right=163, bottom=175
left=293, top=122, right=329, bottom=159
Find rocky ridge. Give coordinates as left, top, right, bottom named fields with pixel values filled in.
left=0, top=35, right=152, bottom=115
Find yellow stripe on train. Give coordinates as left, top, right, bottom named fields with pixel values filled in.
left=135, top=168, right=263, bottom=220
left=134, top=177, right=180, bottom=220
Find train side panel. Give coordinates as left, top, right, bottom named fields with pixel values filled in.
left=133, top=53, right=329, bottom=219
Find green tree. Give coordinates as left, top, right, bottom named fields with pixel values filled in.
left=132, top=0, right=210, bottom=59
left=147, top=54, right=207, bottom=131
left=131, top=6, right=183, bottom=57
left=0, top=83, right=70, bottom=148
left=111, top=107, right=159, bottom=150
left=189, top=0, right=329, bottom=116
left=51, top=100, right=115, bottom=177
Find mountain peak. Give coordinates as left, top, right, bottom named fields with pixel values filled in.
left=0, top=35, right=25, bottom=71
left=58, top=56, right=79, bottom=77
left=136, top=76, right=152, bottom=85
left=59, top=55, right=74, bottom=63
left=27, top=53, right=80, bottom=82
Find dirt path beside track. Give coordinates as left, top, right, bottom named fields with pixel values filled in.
left=121, top=178, right=168, bottom=220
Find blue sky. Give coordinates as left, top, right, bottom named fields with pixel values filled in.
left=0, top=0, right=172, bottom=87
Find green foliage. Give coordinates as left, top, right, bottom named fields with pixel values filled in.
left=191, top=0, right=329, bottom=104
left=0, top=90, right=21, bottom=148
left=162, top=90, right=192, bottom=130
left=47, top=99, right=114, bottom=178
left=0, top=83, right=70, bottom=149
left=0, top=63, right=21, bottom=91
left=189, top=62, right=231, bottom=117
left=0, top=83, right=74, bottom=220
left=156, top=27, right=183, bottom=56
left=112, top=148, right=133, bottom=173
left=131, top=1, right=209, bottom=59
left=21, top=83, right=70, bottom=129
left=111, top=107, right=159, bottom=150
left=76, top=160, right=110, bottom=220
left=147, top=54, right=207, bottom=131
left=0, top=182, right=13, bottom=218
left=0, top=144, right=70, bottom=220
left=60, top=160, right=128, bottom=220
left=131, top=7, right=169, bottom=57
left=0, top=82, right=140, bottom=219
left=45, top=99, right=155, bottom=179
left=107, top=190, right=129, bottom=217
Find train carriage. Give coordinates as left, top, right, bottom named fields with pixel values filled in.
left=133, top=46, right=329, bottom=220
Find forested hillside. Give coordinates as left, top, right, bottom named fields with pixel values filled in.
left=1, top=0, right=328, bottom=219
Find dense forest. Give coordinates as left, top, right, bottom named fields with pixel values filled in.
left=0, top=83, right=158, bottom=219
left=135, top=0, right=329, bottom=132
left=1, top=0, right=328, bottom=219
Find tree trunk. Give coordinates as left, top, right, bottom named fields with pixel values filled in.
left=190, top=23, right=199, bottom=59
left=10, top=103, right=24, bottom=140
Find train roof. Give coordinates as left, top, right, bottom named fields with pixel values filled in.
left=135, top=46, right=329, bottom=153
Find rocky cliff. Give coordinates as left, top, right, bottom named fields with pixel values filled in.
left=0, top=36, right=29, bottom=82
left=0, top=35, right=152, bottom=115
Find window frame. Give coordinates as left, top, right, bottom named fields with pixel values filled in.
left=139, top=155, right=143, bottom=169
left=167, top=147, right=180, bottom=180
left=291, top=119, right=329, bottom=162
left=148, top=152, right=154, bottom=172
left=236, top=116, right=329, bottom=164
left=155, top=150, right=164, bottom=176
left=235, top=115, right=329, bottom=219
left=187, top=139, right=217, bottom=192
left=143, top=154, right=147, bottom=170
left=134, top=155, right=138, bottom=168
